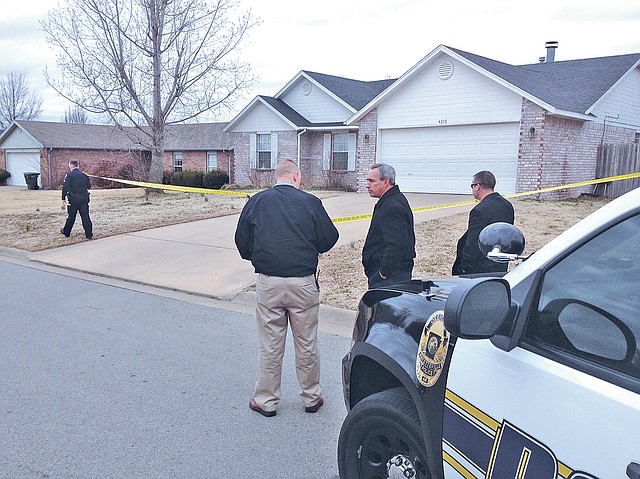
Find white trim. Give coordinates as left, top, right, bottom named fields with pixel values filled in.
left=347, top=133, right=356, bottom=171
left=274, top=71, right=357, bottom=114
left=270, top=133, right=278, bottom=168
left=346, top=45, right=594, bottom=125
left=586, top=58, right=640, bottom=115
left=0, top=121, right=44, bottom=148
left=249, top=134, right=257, bottom=169
left=224, top=96, right=298, bottom=132
left=322, top=134, right=331, bottom=170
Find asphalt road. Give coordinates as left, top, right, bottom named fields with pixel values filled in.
left=0, top=260, right=349, bottom=479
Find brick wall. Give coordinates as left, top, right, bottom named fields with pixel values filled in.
left=355, top=108, right=378, bottom=193
left=298, top=131, right=359, bottom=191
left=43, top=148, right=142, bottom=190
left=518, top=99, right=635, bottom=199
left=162, top=150, right=234, bottom=181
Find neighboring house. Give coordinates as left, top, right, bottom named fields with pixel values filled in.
left=227, top=44, right=640, bottom=197
left=0, top=121, right=233, bottom=189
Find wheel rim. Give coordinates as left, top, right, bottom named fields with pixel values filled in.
left=356, top=424, right=428, bottom=478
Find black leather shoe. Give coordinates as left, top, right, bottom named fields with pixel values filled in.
left=304, top=398, right=324, bottom=413
left=60, top=229, right=69, bottom=238
left=249, top=399, right=276, bottom=417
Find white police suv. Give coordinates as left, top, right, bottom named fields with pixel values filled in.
left=339, top=187, right=640, bottom=479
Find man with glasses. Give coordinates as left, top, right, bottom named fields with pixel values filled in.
left=452, top=170, right=514, bottom=275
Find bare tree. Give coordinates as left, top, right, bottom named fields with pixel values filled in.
left=0, top=72, right=43, bottom=129
left=64, top=105, right=89, bottom=123
left=41, top=0, right=257, bottom=183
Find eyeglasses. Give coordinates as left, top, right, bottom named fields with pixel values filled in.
left=470, top=183, right=482, bottom=188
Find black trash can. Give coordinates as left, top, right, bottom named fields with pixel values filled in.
left=24, top=172, right=40, bottom=190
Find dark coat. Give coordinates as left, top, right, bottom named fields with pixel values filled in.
left=62, top=168, right=91, bottom=205
left=234, top=184, right=339, bottom=277
left=452, top=192, right=514, bottom=275
left=362, top=185, right=416, bottom=279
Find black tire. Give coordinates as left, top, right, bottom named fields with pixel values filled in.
left=337, top=387, right=430, bottom=479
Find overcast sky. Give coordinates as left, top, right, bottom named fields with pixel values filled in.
left=1, top=0, right=640, bottom=123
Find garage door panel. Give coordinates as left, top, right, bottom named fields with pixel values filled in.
left=6, top=152, right=41, bottom=187
left=379, top=124, right=519, bottom=194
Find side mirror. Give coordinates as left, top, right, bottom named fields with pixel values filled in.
left=478, top=222, right=527, bottom=263
left=444, top=278, right=512, bottom=339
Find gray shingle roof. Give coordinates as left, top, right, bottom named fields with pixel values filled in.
left=11, top=120, right=231, bottom=150
left=163, top=123, right=232, bottom=150
left=448, top=47, right=640, bottom=114
left=303, top=71, right=396, bottom=110
left=13, top=121, right=141, bottom=149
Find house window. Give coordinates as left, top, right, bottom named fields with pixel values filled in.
left=331, top=133, right=349, bottom=171
left=635, top=132, right=640, bottom=144
left=173, top=152, right=183, bottom=172
left=250, top=133, right=277, bottom=169
left=257, top=134, right=272, bottom=169
left=323, top=133, right=356, bottom=171
left=207, top=152, right=217, bottom=172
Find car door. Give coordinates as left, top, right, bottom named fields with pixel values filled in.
left=443, top=212, right=640, bottom=478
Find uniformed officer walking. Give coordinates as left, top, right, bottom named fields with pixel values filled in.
left=60, top=160, right=93, bottom=240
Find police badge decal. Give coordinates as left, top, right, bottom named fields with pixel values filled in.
left=416, top=310, right=450, bottom=388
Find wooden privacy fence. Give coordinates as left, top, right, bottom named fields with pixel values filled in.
left=596, top=143, right=640, bottom=198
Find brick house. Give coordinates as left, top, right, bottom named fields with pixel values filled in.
left=0, top=121, right=233, bottom=189
left=3, top=44, right=639, bottom=196
left=224, top=72, right=394, bottom=191
left=226, top=43, right=640, bottom=197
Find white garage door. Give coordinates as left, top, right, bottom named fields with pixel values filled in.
left=6, top=151, right=41, bottom=187
left=378, top=123, right=519, bottom=194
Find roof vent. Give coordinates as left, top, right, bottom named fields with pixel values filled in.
left=545, top=41, right=558, bottom=63
left=438, top=61, right=454, bottom=80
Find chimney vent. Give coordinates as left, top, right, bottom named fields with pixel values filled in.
left=545, top=41, right=558, bottom=62
left=539, top=56, right=546, bottom=63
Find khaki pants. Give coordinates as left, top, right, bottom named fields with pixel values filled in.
left=253, top=274, right=322, bottom=412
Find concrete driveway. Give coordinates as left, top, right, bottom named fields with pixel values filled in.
left=23, top=192, right=473, bottom=335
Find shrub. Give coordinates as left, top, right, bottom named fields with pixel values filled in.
left=203, top=169, right=229, bottom=189
left=89, top=160, right=120, bottom=189
left=171, top=170, right=204, bottom=188
left=0, top=169, right=10, bottom=183
left=162, top=171, right=173, bottom=185
left=115, top=164, right=137, bottom=188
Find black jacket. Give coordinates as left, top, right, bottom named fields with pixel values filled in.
left=234, top=184, right=339, bottom=277
left=452, top=192, right=514, bottom=275
left=362, top=185, right=416, bottom=279
left=62, top=168, right=91, bottom=205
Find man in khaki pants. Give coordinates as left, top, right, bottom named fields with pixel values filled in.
left=234, top=160, right=339, bottom=417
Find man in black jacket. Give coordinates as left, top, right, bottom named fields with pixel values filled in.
left=235, top=159, right=339, bottom=417
left=60, top=160, right=93, bottom=240
left=362, top=163, right=416, bottom=289
left=452, top=170, right=514, bottom=275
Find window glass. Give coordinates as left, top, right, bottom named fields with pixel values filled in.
left=173, top=152, right=183, bottom=172
left=525, top=213, right=640, bottom=379
left=207, top=152, right=217, bottom=172
left=257, top=134, right=271, bottom=169
left=332, top=133, right=349, bottom=171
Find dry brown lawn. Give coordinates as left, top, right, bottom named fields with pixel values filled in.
left=0, top=185, right=610, bottom=310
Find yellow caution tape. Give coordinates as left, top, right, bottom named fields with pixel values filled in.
left=333, top=171, right=640, bottom=224
left=87, top=171, right=640, bottom=223
left=86, top=174, right=251, bottom=197
left=504, top=171, right=640, bottom=198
